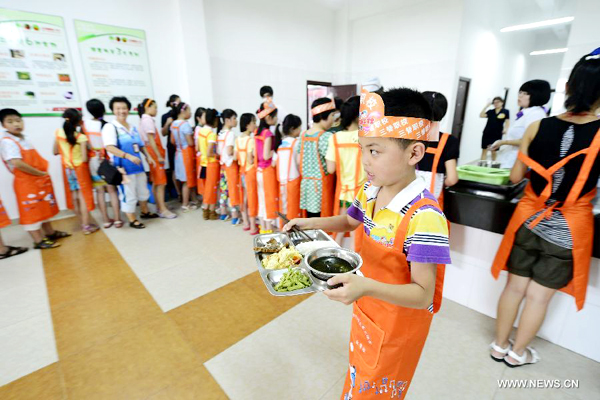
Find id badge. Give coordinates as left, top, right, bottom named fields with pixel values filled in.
left=133, top=144, right=140, bottom=153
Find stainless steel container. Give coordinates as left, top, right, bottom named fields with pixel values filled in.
left=303, top=247, right=363, bottom=281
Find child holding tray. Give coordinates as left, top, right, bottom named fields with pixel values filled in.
left=284, top=88, right=451, bottom=400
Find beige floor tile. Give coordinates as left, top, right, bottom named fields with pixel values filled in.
left=319, top=372, right=346, bottom=400
left=52, top=281, right=163, bottom=357
left=61, top=317, right=202, bottom=400
left=205, top=318, right=347, bottom=400
left=0, top=363, right=64, bottom=400
left=147, top=367, right=229, bottom=400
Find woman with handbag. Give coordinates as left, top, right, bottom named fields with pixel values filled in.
left=101, top=96, right=158, bottom=229
left=84, top=99, right=122, bottom=228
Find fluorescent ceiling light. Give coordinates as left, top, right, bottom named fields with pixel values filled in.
left=530, top=48, right=568, bottom=56
left=501, top=17, right=574, bottom=33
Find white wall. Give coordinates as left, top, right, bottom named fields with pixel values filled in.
left=0, top=0, right=212, bottom=218
left=203, top=0, right=337, bottom=124
left=455, top=0, right=533, bottom=164
left=343, top=0, right=464, bottom=133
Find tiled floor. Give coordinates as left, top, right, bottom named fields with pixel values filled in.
left=0, top=206, right=598, bottom=399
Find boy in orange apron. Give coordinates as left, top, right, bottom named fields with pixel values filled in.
left=255, top=100, right=279, bottom=233
left=284, top=89, right=450, bottom=400
left=325, top=96, right=366, bottom=250
left=490, top=51, right=600, bottom=368
left=170, top=103, right=198, bottom=212
left=54, top=109, right=98, bottom=235
left=235, top=113, right=258, bottom=234
left=416, top=92, right=460, bottom=209
left=276, top=114, right=302, bottom=224
left=197, top=109, right=220, bottom=220
left=0, top=108, right=70, bottom=249
left=298, top=97, right=337, bottom=218
left=217, top=109, right=241, bottom=223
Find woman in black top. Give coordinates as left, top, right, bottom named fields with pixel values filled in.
left=480, top=97, right=510, bottom=160
left=490, top=49, right=600, bottom=368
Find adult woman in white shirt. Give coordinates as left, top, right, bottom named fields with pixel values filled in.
left=490, top=80, right=551, bottom=169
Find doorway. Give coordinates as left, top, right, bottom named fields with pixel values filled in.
left=451, top=77, right=471, bottom=143
left=306, top=81, right=357, bottom=128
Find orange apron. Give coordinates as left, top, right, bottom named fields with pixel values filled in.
left=492, top=128, right=600, bottom=311
left=197, top=129, right=219, bottom=204
left=276, top=138, right=301, bottom=221
left=238, top=136, right=258, bottom=217
left=341, top=198, right=446, bottom=400
left=331, top=134, right=366, bottom=248
left=194, top=127, right=205, bottom=194
left=0, top=198, right=11, bottom=228
left=425, top=132, right=449, bottom=209
left=299, top=131, right=334, bottom=216
left=55, top=130, right=95, bottom=212
left=254, top=132, right=278, bottom=219
left=172, top=124, right=197, bottom=188
left=1, top=137, right=59, bottom=225
left=147, top=128, right=167, bottom=186
left=220, top=131, right=240, bottom=207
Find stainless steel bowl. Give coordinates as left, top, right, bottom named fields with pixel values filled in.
left=303, top=247, right=363, bottom=281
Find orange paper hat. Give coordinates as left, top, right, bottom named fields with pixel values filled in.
left=358, top=88, right=435, bottom=141
left=311, top=97, right=336, bottom=116
left=257, top=99, right=276, bottom=119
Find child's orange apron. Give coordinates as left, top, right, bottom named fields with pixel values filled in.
left=331, top=134, right=365, bottom=249
left=55, top=130, right=95, bottom=212
left=194, top=127, right=205, bottom=194
left=341, top=198, right=446, bottom=400
left=238, top=136, right=258, bottom=217
left=172, top=123, right=197, bottom=188
left=254, top=132, right=278, bottom=219
left=424, top=132, right=449, bottom=209
left=299, top=131, right=334, bottom=216
left=147, top=128, right=167, bottom=186
left=197, top=128, right=219, bottom=204
left=1, top=137, right=59, bottom=225
left=276, top=138, right=301, bottom=221
left=220, top=131, right=240, bottom=207
left=492, top=128, right=600, bottom=311
left=0, top=198, right=12, bottom=228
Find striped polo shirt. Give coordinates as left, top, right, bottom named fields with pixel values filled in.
left=347, top=176, right=451, bottom=265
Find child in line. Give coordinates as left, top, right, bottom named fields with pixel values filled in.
left=138, top=98, right=176, bottom=219
left=325, top=96, right=366, bottom=247
left=0, top=197, right=28, bottom=259
left=284, top=88, right=451, bottom=400
left=170, top=103, right=197, bottom=212
left=53, top=109, right=98, bottom=235
left=276, top=114, right=302, bottom=223
left=235, top=113, right=258, bottom=234
left=0, top=108, right=70, bottom=249
left=218, top=109, right=241, bottom=224
left=416, top=91, right=460, bottom=209
left=198, top=109, right=220, bottom=220
left=255, top=100, right=279, bottom=233
left=193, top=107, right=207, bottom=197
left=298, top=97, right=336, bottom=218
left=84, top=99, right=122, bottom=228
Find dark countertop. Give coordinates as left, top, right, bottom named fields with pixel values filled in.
left=443, top=183, right=600, bottom=258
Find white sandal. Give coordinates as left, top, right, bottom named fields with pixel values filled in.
left=489, top=339, right=514, bottom=362
left=504, top=347, right=541, bottom=368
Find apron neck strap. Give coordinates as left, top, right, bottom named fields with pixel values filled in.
left=392, top=197, right=440, bottom=252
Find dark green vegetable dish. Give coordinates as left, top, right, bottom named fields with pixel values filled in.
left=310, top=256, right=353, bottom=274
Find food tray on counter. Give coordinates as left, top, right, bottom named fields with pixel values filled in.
left=457, top=165, right=511, bottom=186
left=253, top=230, right=339, bottom=297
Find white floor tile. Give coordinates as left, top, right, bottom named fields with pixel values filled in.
left=0, top=312, right=58, bottom=386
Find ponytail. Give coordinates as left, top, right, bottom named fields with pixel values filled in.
left=62, top=108, right=82, bottom=146
left=137, top=98, right=155, bottom=117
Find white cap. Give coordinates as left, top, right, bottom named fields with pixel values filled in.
left=362, top=77, right=382, bottom=92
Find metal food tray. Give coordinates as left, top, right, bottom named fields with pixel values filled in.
left=253, top=230, right=339, bottom=296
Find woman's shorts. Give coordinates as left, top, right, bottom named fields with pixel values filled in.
left=507, top=225, right=573, bottom=289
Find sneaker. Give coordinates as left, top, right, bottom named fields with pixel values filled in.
left=203, top=208, right=210, bottom=220
left=209, top=211, right=219, bottom=220
left=231, top=218, right=239, bottom=225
